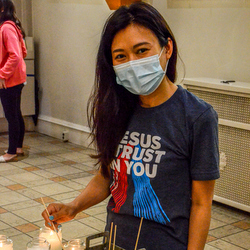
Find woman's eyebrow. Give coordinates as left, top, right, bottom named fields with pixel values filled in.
left=133, top=42, right=150, bottom=49
left=112, top=48, right=124, bottom=54
left=112, top=42, right=151, bottom=54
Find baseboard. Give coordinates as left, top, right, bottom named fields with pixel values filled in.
left=213, top=195, right=250, bottom=213
left=36, top=115, right=94, bottom=149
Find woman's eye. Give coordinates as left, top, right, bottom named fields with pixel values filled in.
left=137, top=48, right=148, bottom=54
left=114, top=54, right=125, bottom=60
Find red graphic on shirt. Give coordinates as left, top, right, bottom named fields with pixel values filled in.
left=110, top=144, right=133, bottom=213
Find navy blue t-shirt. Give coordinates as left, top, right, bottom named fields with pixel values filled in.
left=105, top=85, right=220, bottom=250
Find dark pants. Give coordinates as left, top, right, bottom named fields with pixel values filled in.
left=0, top=84, right=25, bottom=154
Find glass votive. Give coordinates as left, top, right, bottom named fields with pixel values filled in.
left=39, top=225, right=62, bottom=250
left=0, top=235, right=13, bottom=250
left=27, top=237, right=51, bottom=250
left=64, top=239, right=85, bottom=250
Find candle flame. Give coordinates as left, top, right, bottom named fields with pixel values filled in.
left=50, top=230, right=54, bottom=236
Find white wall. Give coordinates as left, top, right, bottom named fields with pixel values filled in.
left=32, top=0, right=250, bottom=146
left=154, top=1, right=250, bottom=83
left=32, top=0, right=111, bottom=146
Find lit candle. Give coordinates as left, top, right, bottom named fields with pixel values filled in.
left=64, top=239, right=85, bottom=250
left=26, top=237, right=50, bottom=250
left=39, top=226, right=62, bottom=250
left=0, top=235, right=13, bottom=250
left=27, top=248, right=49, bottom=250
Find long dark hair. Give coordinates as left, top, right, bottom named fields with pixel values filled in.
left=0, top=0, right=25, bottom=38
left=88, top=2, right=178, bottom=178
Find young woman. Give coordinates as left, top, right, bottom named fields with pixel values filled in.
left=0, top=0, right=27, bottom=162
left=42, top=3, right=219, bottom=249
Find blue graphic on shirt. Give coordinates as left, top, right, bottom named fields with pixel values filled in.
left=132, top=144, right=170, bottom=224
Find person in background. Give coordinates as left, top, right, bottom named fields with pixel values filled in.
left=0, top=0, right=26, bottom=163
left=42, top=2, right=219, bottom=249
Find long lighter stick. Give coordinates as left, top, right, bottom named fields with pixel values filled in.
left=108, top=222, right=113, bottom=250
left=134, top=217, right=143, bottom=250
left=41, top=197, right=65, bottom=250
left=113, top=225, right=117, bottom=250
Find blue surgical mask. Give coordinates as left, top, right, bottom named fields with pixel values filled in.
left=113, top=48, right=168, bottom=95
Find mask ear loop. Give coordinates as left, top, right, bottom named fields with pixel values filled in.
left=159, top=38, right=170, bottom=73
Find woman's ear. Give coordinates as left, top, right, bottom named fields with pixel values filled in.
left=165, top=38, right=173, bottom=60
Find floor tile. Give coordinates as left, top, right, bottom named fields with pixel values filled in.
left=0, top=227, right=23, bottom=237
left=0, top=186, right=12, bottom=192
left=222, top=231, right=250, bottom=249
left=21, top=157, right=56, bottom=166
left=15, top=223, right=39, bottom=233
left=84, top=204, right=107, bottom=217
left=0, top=176, right=16, bottom=186
left=79, top=217, right=106, bottom=232
left=59, top=180, right=84, bottom=190
left=0, top=221, right=10, bottom=230
left=46, top=165, right=82, bottom=176
left=50, top=190, right=81, bottom=201
left=10, top=161, right=33, bottom=169
left=16, top=188, right=44, bottom=199
left=23, top=166, right=40, bottom=172
left=32, top=183, right=74, bottom=196
left=61, top=160, right=77, bottom=165
left=231, top=220, right=250, bottom=230
left=0, top=212, right=28, bottom=227
left=6, top=172, right=44, bottom=183
left=0, top=208, right=7, bottom=214
left=62, top=220, right=99, bottom=241
left=34, top=169, right=59, bottom=178
left=208, top=239, right=245, bottom=250
left=206, top=235, right=217, bottom=243
left=6, top=184, right=26, bottom=191
left=0, top=191, right=29, bottom=206
left=211, top=210, right=244, bottom=224
left=11, top=234, right=33, bottom=250
left=0, top=168, right=26, bottom=177
left=209, top=225, right=243, bottom=238
left=34, top=196, right=56, bottom=204
left=11, top=205, right=44, bottom=223
left=2, top=200, right=40, bottom=212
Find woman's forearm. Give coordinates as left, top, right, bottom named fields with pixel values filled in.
left=187, top=202, right=212, bottom=250
left=69, top=169, right=111, bottom=214
left=187, top=180, right=215, bottom=250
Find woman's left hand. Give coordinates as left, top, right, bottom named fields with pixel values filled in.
left=0, top=78, right=6, bottom=89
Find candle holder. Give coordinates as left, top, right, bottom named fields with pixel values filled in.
left=64, top=239, right=85, bottom=250
left=27, top=237, right=51, bottom=250
left=39, top=225, right=62, bottom=250
left=0, top=235, right=13, bottom=250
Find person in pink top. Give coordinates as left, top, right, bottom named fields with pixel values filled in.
left=0, top=0, right=27, bottom=162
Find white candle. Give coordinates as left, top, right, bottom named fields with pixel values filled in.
left=0, top=235, right=13, bottom=250
left=64, top=239, right=85, bottom=250
left=27, top=248, right=49, bottom=250
left=39, top=227, right=62, bottom=250
left=26, top=237, right=50, bottom=250
left=0, top=243, right=12, bottom=250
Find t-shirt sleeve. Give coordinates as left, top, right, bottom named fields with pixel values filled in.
left=190, top=107, right=220, bottom=180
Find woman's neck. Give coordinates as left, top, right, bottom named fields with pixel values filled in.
left=139, top=78, right=178, bottom=108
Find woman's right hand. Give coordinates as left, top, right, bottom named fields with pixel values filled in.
left=41, top=202, right=78, bottom=230
left=0, top=78, right=6, bottom=89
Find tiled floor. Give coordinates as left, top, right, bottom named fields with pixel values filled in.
left=0, top=132, right=249, bottom=250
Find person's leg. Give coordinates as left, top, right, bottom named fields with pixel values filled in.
left=0, top=85, right=22, bottom=160
left=16, top=84, right=25, bottom=153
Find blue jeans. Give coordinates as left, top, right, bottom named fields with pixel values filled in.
left=0, top=84, right=25, bottom=154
